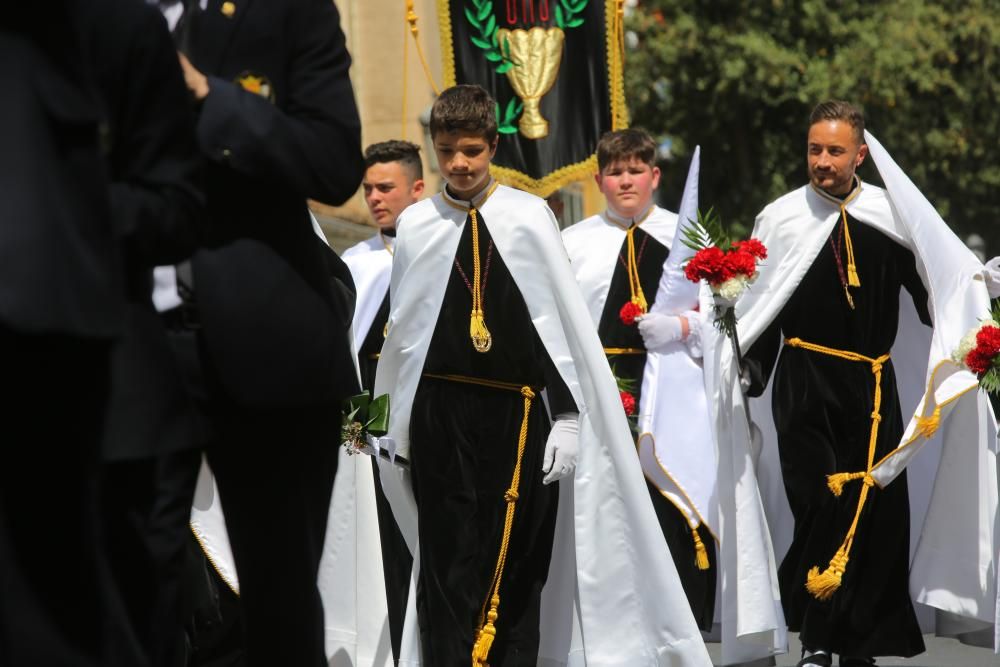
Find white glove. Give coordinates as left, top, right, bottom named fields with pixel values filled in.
left=637, top=312, right=686, bottom=353
left=542, top=416, right=579, bottom=485
left=985, top=256, right=1000, bottom=299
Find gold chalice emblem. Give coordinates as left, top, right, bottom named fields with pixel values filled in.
left=496, top=27, right=565, bottom=139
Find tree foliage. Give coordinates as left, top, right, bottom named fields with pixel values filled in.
left=625, top=0, right=1000, bottom=252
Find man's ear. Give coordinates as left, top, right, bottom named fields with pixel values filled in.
left=489, top=136, right=499, bottom=157
left=856, top=143, right=869, bottom=168
left=651, top=165, right=661, bottom=190
left=412, top=178, right=425, bottom=199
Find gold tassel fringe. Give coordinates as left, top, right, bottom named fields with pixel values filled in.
left=692, top=528, right=710, bottom=571
left=826, top=471, right=865, bottom=497
left=915, top=404, right=941, bottom=439
left=470, top=309, right=492, bottom=353
left=472, top=598, right=498, bottom=667
left=805, top=547, right=849, bottom=601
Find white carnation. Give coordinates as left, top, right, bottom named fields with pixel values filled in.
left=715, top=276, right=747, bottom=302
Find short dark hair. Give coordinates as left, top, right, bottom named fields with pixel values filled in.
left=809, top=100, right=865, bottom=144
left=429, top=84, right=498, bottom=143
left=596, top=128, right=657, bottom=171
left=364, top=140, right=423, bottom=180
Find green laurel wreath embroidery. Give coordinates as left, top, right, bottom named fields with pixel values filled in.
left=495, top=96, right=524, bottom=134
left=464, top=0, right=517, bottom=75
left=554, top=0, right=588, bottom=29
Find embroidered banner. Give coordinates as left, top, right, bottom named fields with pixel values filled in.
left=438, top=0, right=627, bottom=196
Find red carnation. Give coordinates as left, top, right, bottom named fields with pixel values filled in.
left=966, top=347, right=994, bottom=376
left=732, top=238, right=767, bottom=260
left=975, top=325, right=1000, bottom=357
left=620, top=390, right=636, bottom=416
left=724, top=249, right=758, bottom=278
left=684, top=246, right=733, bottom=285
left=620, top=301, right=643, bottom=326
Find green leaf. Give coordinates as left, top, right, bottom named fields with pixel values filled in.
left=567, top=17, right=584, bottom=27
left=484, top=50, right=502, bottom=62
left=498, top=125, right=518, bottom=134
left=570, top=0, right=589, bottom=13
left=464, top=6, right=482, bottom=31
left=485, top=14, right=496, bottom=36
left=476, top=1, right=492, bottom=21
left=470, top=36, right=492, bottom=50
left=496, top=61, right=513, bottom=74
left=505, top=96, right=518, bottom=117
left=554, top=3, right=565, bottom=29
left=559, top=0, right=574, bottom=13
left=502, top=36, right=512, bottom=58
left=514, top=100, right=523, bottom=115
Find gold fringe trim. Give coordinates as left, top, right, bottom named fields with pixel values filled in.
left=692, top=527, right=710, bottom=571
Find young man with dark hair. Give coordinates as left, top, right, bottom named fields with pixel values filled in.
left=375, top=84, right=712, bottom=667
left=342, top=139, right=424, bottom=660
left=562, top=127, right=716, bottom=631
left=730, top=100, right=994, bottom=666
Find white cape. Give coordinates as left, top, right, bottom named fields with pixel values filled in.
left=342, top=232, right=393, bottom=348
left=375, top=184, right=712, bottom=666
left=717, top=130, right=998, bottom=658
left=188, top=217, right=393, bottom=666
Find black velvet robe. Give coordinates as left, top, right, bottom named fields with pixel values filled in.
left=597, top=225, right=717, bottom=631
left=746, top=211, right=931, bottom=658
left=410, top=211, right=575, bottom=666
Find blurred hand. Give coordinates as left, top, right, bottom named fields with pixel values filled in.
left=177, top=52, right=210, bottom=101
left=637, top=312, right=687, bottom=352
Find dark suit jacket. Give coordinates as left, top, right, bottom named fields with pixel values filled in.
left=84, top=0, right=206, bottom=460
left=186, top=0, right=363, bottom=408
left=0, top=4, right=122, bottom=337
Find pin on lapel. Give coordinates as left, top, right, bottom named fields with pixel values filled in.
left=221, top=1, right=235, bottom=17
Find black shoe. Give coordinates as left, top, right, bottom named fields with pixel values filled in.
left=796, top=653, right=832, bottom=667
left=840, top=659, right=875, bottom=667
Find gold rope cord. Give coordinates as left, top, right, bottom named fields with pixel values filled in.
left=468, top=207, right=492, bottom=352
left=784, top=337, right=890, bottom=601
left=422, top=373, right=536, bottom=667
left=472, top=384, right=535, bottom=666
left=624, top=226, right=647, bottom=312
left=810, top=179, right=863, bottom=307
left=603, top=346, right=645, bottom=355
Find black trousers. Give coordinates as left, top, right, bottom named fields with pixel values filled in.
left=101, top=449, right=203, bottom=667
left=0, top=328, right=110, bottom=667
left=410, top=379, right=559, bottom=667
left=205, top=408, right=340, bottom=667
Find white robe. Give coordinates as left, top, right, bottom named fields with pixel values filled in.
left=375, top=183, right=713, bottom=666
left=342, top=232, right=393, bottom=349
left=188, top=217, right=393, bottom=667
left=716, top=130, right=998, bottom=659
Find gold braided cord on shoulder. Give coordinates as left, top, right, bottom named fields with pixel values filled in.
left=784, top=337, right=890, bottom=601
left=437, top=1, right=628, bottom=197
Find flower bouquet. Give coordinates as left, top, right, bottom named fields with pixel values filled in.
left=341, top=392, right=391, bottom=456
left=952, top=303, right=1000, bottom=394
left=681, top=209, right=767, bottom=338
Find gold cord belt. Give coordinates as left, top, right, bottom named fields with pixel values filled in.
left=784, top=337, right=890, bottom=601
left=603, top=346, right=645, bottom=355
left=422, top=372, right=536, bottom=666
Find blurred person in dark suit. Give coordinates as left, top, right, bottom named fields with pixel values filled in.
left=0, top=4, right=122, bottom=665
left=166, top=1, right=365, bottom=665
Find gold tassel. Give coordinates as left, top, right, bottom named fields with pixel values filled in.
left=915, top=404, right=941, bottom=439
left=470, top=309, right=492, bottom=353
left=841, top=206, right=861, bottom=288
left=472, top=598, right=498, bottom=667
left=805, top=547, right=849, bottom=601
left=692, top=528, right=710, bottom=571
left=826, top=471, right=865, bottom=497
